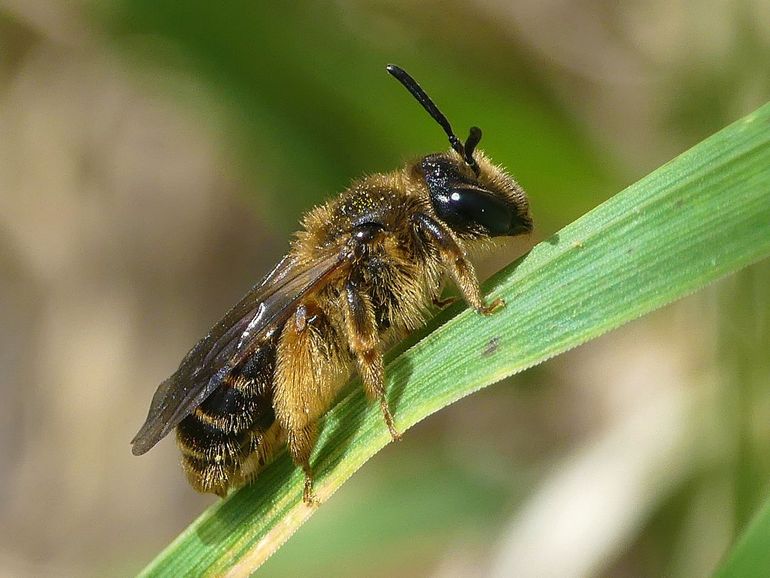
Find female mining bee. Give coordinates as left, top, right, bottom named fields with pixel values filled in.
left=131, top=65, right=532, bottom=504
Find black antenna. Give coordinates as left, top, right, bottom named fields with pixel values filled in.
left=386, top=64, right=481, bottom=175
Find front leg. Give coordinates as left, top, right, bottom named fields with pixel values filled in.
left=343, top=279, right=401, bottom=441
left=413, top=213, right=503, bottom=315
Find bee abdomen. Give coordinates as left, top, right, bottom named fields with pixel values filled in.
left=177, top=412, right=245, bottom=495
left=177, top=341, right=278, bottom=496
left=195, top=378, right=270, bottom=433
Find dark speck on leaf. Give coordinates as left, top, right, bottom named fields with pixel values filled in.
left=482, top=337, right=500, bottom=357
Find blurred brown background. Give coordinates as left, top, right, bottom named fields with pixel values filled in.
left=1, top=1, right=769, bottom=576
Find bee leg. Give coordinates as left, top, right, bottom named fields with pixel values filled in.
left=414, top=213, right=504, bottom=315
left=275, top=301, right=342, bottom=506
left=287, top=423, right=319, bottom=505
left=344, top=281, right=401, bottom=441
left=432, top=295, right=458, bottom=309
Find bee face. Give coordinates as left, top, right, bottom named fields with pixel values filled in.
left=420, top=151, right=532, bottom=239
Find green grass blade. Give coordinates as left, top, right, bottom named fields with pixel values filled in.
left=139, top=102, right=770, bottom=577
left=714, top=496, right=770, bottom=578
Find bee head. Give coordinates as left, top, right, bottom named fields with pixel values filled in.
left=419, top=150, right=531, bottom=239
left=386, top=64, right=532, bottom=239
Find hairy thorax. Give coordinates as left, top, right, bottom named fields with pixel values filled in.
left=296, top=170, right=444, bottom=342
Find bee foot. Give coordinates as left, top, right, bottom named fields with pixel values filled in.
left=380, top=399, right=402, bottom=441
left=480, top=298, right=505, bottom=316
left=388, top=424, right=402, bottom=442
left=302, top=479, right=319, bottom=507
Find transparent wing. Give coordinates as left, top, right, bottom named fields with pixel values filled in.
left=131, top=249, right=348, bottom=455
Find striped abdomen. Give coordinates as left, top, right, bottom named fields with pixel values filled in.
left=176, top=339, right=281, bottom=496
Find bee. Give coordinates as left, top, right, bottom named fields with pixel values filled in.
left=131, top=65, right=532, bottom=504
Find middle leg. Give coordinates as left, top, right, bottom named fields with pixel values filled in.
left=343, top=280, right=401, bottom=441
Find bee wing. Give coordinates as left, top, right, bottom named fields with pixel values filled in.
left=131, top=248, right=348, bottom=455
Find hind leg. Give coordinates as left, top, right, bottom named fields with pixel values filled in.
left=274, top=302, right=343, bottom=505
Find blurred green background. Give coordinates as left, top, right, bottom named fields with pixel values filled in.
left=1, top=1, right=769, bottom=576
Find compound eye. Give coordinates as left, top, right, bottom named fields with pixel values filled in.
left=434, top=186, right=516, bottom=236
